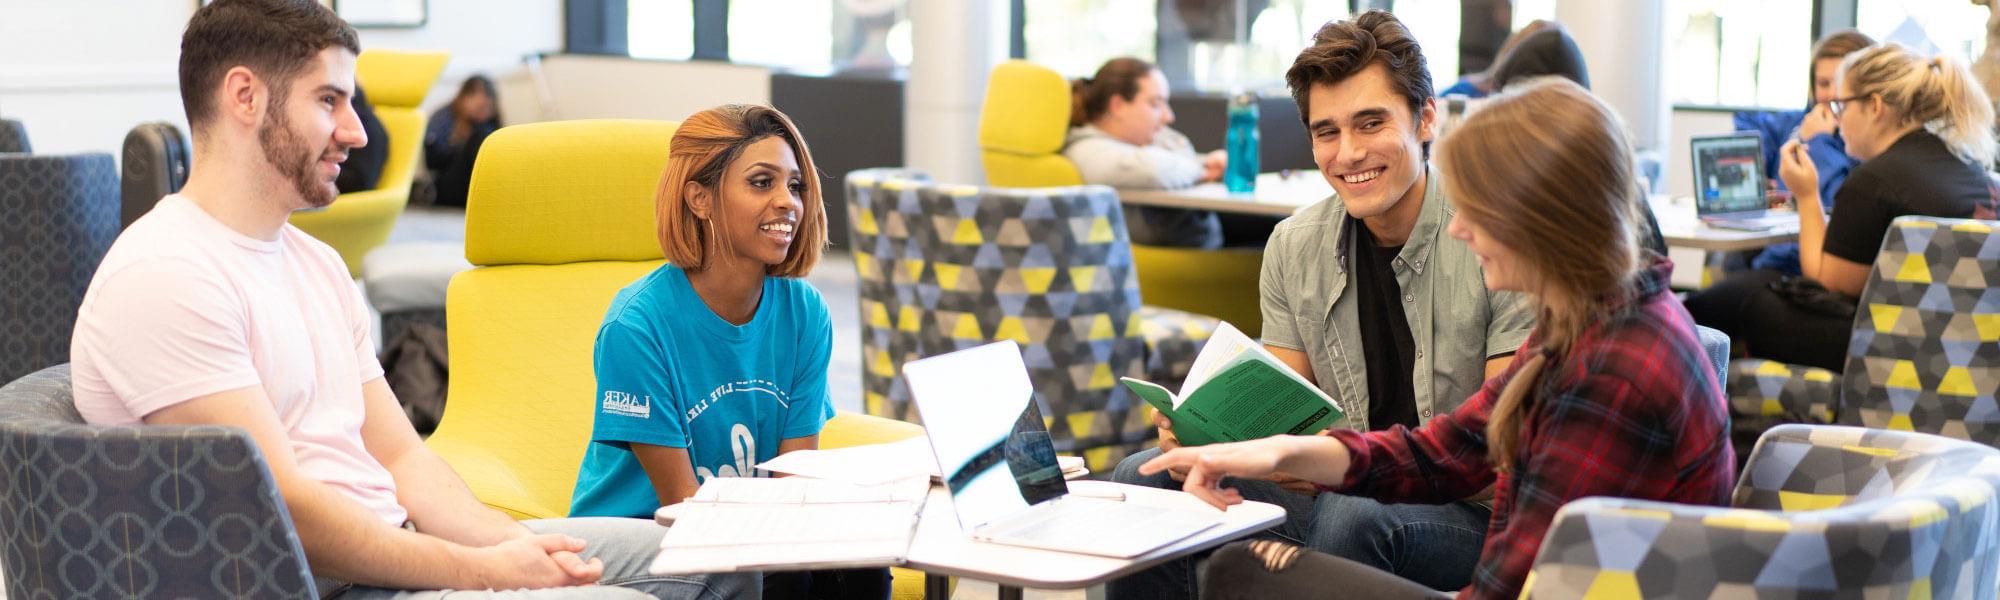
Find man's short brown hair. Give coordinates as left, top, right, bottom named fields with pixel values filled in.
left=179, top=0, right=360, bottom=131
left=1284, top=10, right=1434, bottom=129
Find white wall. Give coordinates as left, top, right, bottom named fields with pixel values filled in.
left=0, top=0, right=563, bottom=158
left=531, top=54, right=770, bottom=123
left=0, top=0, right=194, bottom=157
left=356, top=0, right=563, bottom=119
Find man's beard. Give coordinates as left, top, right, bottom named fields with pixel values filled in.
left=258, top=107, right=338, bottom=209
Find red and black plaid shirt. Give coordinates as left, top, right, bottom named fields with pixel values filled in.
left=1324, top=259, right=1735, bottom=600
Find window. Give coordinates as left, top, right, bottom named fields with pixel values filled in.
left=626, top=0, right=910, bottom=70
left=1025, top=0, right=1158, bottom=78
left=1391, top=0, right=1462, bottom=91
left=1667, top=0, right=1812, bottom=109
left=628, top=0, right=694, bottom=60
left=1856, top=0, right=1988, bottom=67
left=727, top=0, right=836, bottom=70
left=1510, top=0, right=1554, bottom=29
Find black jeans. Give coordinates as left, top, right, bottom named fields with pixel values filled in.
left=1201, top=540, right=1455, bottom=600
left=1683, top=268, right=1852, bottom=371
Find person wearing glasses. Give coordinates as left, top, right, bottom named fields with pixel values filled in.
left=1730, top=30, right=1874, bottom=276
left=1687, top=44, right=1997, bottom=371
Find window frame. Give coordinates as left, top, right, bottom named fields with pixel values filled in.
left=570, top=0, right=1865, bottom=111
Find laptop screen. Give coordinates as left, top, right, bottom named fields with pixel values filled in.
left=901, top=341, right=1070, bottom=532
left=1690, top=133, right=1767, bottom=216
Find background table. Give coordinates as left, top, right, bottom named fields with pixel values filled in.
left=1648, top=194, right=1800, bottom=252
left=905, top=480, right=1285, bottom=600
left=1118, top=172, right=1331, bottom=218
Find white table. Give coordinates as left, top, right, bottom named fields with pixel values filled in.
left=1118, top=172, right=1331, bottom=218
left=1648, top=195, right=1800, bottom=252
left=905, top=480, right=1285, bottom=600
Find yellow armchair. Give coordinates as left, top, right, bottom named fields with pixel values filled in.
left=290, top=49, right=449, bottom=276
left=425, top=119, right=933, bottom=597
left=976, top=60, right=1264, bottom=336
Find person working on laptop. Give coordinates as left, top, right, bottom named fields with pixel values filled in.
left=68, top=2, right=752, bottom=598
left=1686, top=44, right=1996, bottom=371
left=1108, top=11, right=1534, bottom=598
left=1733, top=30, right=1874, bottom=275
left=564, top=104, right=888, bottom=600
left=1145, top=79, right=1734, bottom=600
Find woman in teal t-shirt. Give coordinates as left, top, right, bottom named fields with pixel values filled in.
left=568, top=104, right=885, bottom=599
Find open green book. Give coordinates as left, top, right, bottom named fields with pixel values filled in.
left=1121, top=321, right=1345, bottom=446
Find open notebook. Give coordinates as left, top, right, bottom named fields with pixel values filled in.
left=648, top=476, right=929, bottom=575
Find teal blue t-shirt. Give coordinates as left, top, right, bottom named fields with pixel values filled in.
left=568, top=264, right=835, bottom=518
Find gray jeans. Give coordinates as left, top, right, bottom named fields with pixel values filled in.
left=316, top=517, right=758, bottom=599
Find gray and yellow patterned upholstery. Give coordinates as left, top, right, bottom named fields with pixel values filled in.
left=0, top=153, right=120, bottom=384
left=1523, top=424, right=2000, bottom=598
left=0, top=365, right=316, bottom=598
left=1726, top=217, right=2000, bottom=447
left=1727, top=358, right=1840, bottom=425
left=0, top=118, right=28, bottom=154
left=845, top=168, right=1218, bottom=470
left=1840, top=217, right=2000, bottom=442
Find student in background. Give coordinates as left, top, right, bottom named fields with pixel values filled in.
left=1485, top=23, right=1589, bottom=92
left=1147, top=79, right=1733, bottom=600
left=1107, top=12, right=1534, bottom=599
left=69, top=1, right=752, bottom=597
left=334, top=84, right=389, bottom=193
left=424, top=74, right=501, bottom=207
left=1438, top=19, right=1552, bottom=98
left=1063, top=57, right=1228, bottom=248
left=1687, top=45, right=1996, bottom=371
left=1733, top=30, right=1875, bottom=275
left=566, top=104, right=887, bottom=600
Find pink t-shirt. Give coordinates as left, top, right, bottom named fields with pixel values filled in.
left=71, top=195, right=406, bottom=526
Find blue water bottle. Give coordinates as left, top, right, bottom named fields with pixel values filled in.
left=1225, top=92, right=1260, bottom=193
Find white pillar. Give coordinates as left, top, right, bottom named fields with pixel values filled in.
left=904, top=0, right=1008, bottom=185
left=1555, top=0, right=1668, bottom=155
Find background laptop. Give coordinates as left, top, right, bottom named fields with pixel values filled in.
left=1690, top=132, right=1792, bottom=230
left=902, top=341, right=1223, bottom=558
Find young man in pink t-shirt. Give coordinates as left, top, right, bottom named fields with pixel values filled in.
left=67, top=2, right=752, bottom=598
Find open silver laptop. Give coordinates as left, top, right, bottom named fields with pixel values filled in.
left=901, top=341, right=1224, bottom=558
left=1691, top=132, right=1793, bottom=231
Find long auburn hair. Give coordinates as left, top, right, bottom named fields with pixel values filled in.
left=1433, top=79, right=1645, bottom=470
left=655, top=104, right=827, bottom=276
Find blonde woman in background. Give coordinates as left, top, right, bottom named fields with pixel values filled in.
left=1688, top=44, right=1997, bottom=371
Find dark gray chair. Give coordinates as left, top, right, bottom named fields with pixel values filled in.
left=0, top=118, right=28, bottom=153
left=0, top=365, right=317, bottom=598
left=0, top=153, right=119, bottom=384
left=120, top=121, right=192, bottom=229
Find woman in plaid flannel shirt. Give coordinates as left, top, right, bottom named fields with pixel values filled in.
left=1140, top=79, right=1736, bottom=600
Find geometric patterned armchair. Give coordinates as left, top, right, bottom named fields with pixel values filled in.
left=289, top=49, right=449, bottom=277
left=1522, top=424, right=2000, bottom=598
left=1727, top=217, right=2000, bottom=447
left=0, top=153, right=120, bottom=384
left=844, top=168, right=1218, bottom=470
left=976, top=60, right=1266, bottom=337
left=0, top=365, right=316, bottom=599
